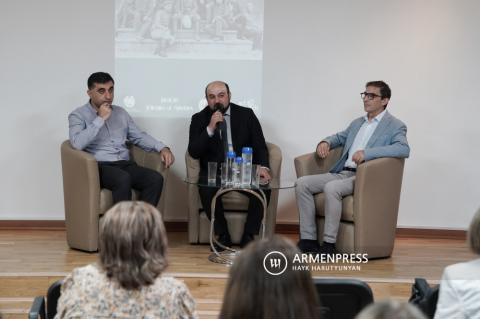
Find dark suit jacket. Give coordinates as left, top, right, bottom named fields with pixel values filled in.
left=188, top=103, right=269, bottom=173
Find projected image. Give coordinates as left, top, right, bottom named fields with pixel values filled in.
left=115, top=0, right=264, bottom=59
left=114, top=0, right=264, bottom=118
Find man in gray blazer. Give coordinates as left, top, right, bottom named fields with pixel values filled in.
left=296, top=81, right=410, bottom=255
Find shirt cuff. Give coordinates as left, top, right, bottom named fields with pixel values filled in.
left=206, top=126, right=214, bottom=137
left=155, top=142, right=168, bottom=153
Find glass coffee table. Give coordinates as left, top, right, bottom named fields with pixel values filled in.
left=185, top=176, right=295, bottom=265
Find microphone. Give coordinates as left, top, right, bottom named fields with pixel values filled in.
left=213, top=103, right=225, bottom=136
left=213, top=102, right=225, bottom=114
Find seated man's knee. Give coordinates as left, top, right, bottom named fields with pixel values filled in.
left=323, top=181, right=341, bottom=196
left=150, top=171, right=164, bottom=192
left=295, top=176, right=308, bottom=192
left=115, top=173, right=132, bottom=191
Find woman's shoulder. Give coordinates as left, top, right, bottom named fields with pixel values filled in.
left=148, top=276, right=197, bottom=317
left=151, top=276, right=189, bottom=293
left=67, top=263, right=107, bottom=287
left=444, top=258, right=480, bottom=279
left=72, top=263, right=102, bottom=277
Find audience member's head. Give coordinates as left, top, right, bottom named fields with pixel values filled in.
left=220, top=235, right=319, bottom=319
left=99, top=201, right=168, bottom=290
left=355, top=300, right=426, bottom=319
left=468, top=207, right=480, bottom=254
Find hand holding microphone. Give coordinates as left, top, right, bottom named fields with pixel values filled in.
left=208, top=103, right=225, bottom=132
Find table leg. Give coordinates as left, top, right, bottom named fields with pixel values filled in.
left=208, top=187, right=268, bottom=265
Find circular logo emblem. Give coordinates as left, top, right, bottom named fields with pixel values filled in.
left=124, top=96, right=136, bottom=108
left=263, top=251, right=288, bottom=276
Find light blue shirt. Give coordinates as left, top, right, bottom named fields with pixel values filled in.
left=344, top=110, right=386, bottom=168
left=69, top=102, right=167, bottom=162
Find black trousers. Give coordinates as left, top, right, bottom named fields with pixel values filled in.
left=198, top=186, right=271, bottom=236
left=98, top=160, right=163, bottom=206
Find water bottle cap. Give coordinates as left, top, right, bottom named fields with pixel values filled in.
left=235, top=157, right=243, bottom=163
left=242, top=147, right=253, bottom=154
left=227, top=151, right=236, bottom=158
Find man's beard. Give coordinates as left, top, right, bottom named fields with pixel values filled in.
left=213, top=102, right=228, bottom=114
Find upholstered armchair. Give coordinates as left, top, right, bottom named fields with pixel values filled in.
left=294, top=148, right=405, bottom=258
left=186, top=142, right=282, bottom=244
left=60, top=140, right=169, bottom=252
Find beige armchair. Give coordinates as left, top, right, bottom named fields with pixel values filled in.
left=294, top=148, right=405, bottom=258
left=60, top=140, right=169, bottom=252
left=186, top=142, right=282, bottom=244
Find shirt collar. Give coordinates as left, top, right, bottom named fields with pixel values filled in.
left=224, top=104, right=231, bottom=116
left=364, top=109, right=386, bottom=123
left=88, top=101, right=98, bottom=114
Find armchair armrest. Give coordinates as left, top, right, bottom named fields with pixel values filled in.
left=294, top=148, right=343, bottom=178
left=266, top=142, right=281, bottom=179
left=61, top=140, right=101, bottom=251
left=130, top=145, right=168, bottom=176
left=265, top=142, right=282, bottom=238
left=185, top=151, right=201, bottom=243
left=353, top=157, right=405, bottom=255
left=185, top=151, right=201, bottom=182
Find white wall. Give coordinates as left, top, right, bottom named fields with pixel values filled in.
left=1, top=0, right=479, bottom=230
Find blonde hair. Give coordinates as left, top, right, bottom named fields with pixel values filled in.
left=99, top=201, right=168, bottom=289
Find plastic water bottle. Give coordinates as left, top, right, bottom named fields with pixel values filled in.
left=226, top=151, right=236, bottom=187
left=233, top=157, right=243, bottom=187
left=241, top=147, right=253, bottom=186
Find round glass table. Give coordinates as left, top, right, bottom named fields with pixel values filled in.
left=185, top=176, right=295, bottom=265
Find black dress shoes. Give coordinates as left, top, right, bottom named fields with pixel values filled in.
left=319, top=242, right=337, bottom=257
left=297, top=239, right=322, bottom=253
left=211, top=233, right=232, bottom=252
left=240, top=233, right=255, bottom=248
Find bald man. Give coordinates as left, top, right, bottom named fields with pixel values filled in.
left=188, top=81, right=270, bottom=250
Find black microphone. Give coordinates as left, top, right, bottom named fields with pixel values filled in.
left=213, top=102, right=225, bottom=114
left=213, top=103, right=225, bottom=136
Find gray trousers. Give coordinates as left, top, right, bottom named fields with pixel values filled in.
left=295, top=171, right=356, bottom=243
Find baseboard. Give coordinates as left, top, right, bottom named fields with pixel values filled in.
left=396, top=228, right=466, bottom=240
left=0, top=220, right=66, bottom=230
left=0, top=220, right=188, bottom=232
left=275, top=223, right=299, bottom=234
left=0, top=220, right=467, bottom=240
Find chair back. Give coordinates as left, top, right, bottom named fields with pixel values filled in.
left=46, top=280, right=63, bottom=319
left=409, top=278, right=439, bottom=319
left=314, top=278, right=374, bottom=319
left=28, top=296, right=45, bottom=319
left=28, top=280, right=63, bottom=319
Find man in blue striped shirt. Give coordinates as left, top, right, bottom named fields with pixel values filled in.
left=69, top=72, right=174, bottom=205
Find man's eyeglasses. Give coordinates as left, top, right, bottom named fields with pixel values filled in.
left=360, top=92, right=382, bottom=100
